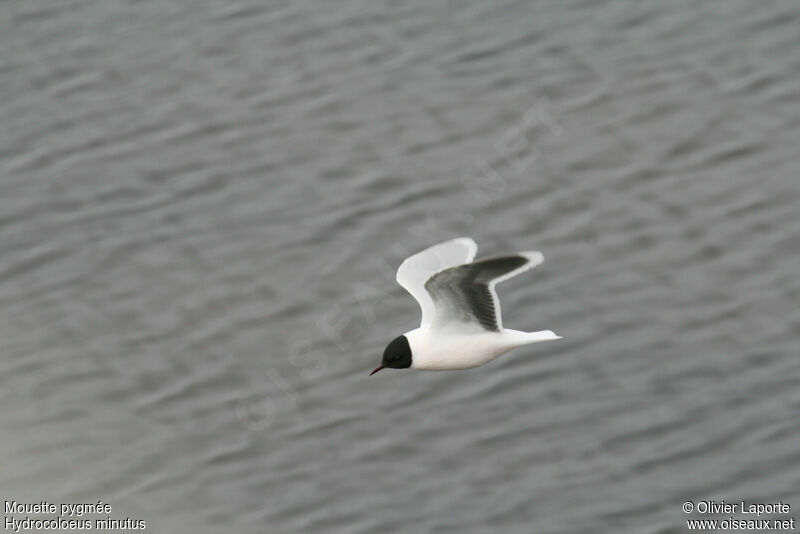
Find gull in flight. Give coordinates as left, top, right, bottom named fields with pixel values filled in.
left=371, top=237, right=561, bottom=375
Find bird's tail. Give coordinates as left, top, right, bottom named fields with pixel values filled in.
left=504, top=329, right=562, bottom=346
left=524, top=330, right=562, bottom=343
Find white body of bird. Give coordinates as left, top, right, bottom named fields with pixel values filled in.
left=405, top=327, right=561, bottom=370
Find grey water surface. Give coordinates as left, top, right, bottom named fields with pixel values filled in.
left=2, top=1, right=800, bottom=532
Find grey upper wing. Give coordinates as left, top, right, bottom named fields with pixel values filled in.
left=423, top=252, right=542, bottom=332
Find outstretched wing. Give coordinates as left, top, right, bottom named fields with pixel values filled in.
left=396, top=237, right=478, bottom=328
left=424, top=252, right=543, bottom=332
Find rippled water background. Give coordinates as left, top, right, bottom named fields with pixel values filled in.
left=2, top=1, right=800, bottom=532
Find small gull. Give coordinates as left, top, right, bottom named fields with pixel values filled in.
left=371, top=237, right=561, bottom=375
